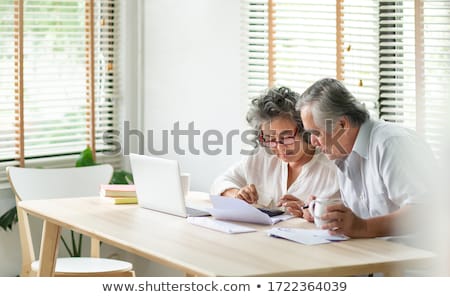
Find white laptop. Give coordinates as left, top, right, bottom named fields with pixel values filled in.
left=129, top=153, right=210, bottom=218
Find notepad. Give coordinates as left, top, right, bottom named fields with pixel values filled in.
left=101, top=196, right=138, bottom=204
left=100, top=184, right=136, bottom=197
left=187, top=217, right=256, bottom=234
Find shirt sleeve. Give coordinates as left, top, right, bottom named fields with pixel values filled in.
left=210, top=158, right=249, bottom=196
left=378, top=134, right=438, bottom=207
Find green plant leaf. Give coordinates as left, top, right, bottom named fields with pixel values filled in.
left=75, top=146, right=97, bottom=167
left=77, top=233, right=83, bottom=257
left=0, top=206, right=17, bottom=231
left=60, top=235, right=74, bottom=257
left=0, top=206, right=18, bottom=231
left=110, top=170, right=134, bottom=185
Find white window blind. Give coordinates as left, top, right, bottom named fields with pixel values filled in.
left=241, top=0, right=337, bottom=98
left=342, top=0, right=380, bottom=119
left=241, top=0, right=380, bottom=116
left=379, top=0, right=417, bottom=127
left=421, top=0, right=450, bottom=151
left=242, top=0, right=450, bottom=155
left=0, top=1, right=16, bottom=181
left=379, top=0, right=450, bottom=155
left=0, top=0, right=120, bottom=187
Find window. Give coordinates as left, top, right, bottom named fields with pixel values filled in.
left=0, top=0, right=119, bottom=187
left=378, top=0, right=450, bottom=154
left=241, top=0, right=337, bottom=98
left=241, top=0, right=450, bottom=155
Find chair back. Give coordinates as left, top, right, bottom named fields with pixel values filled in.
left=7, top=165, right=113, bottom=201
left=6, top=164, right=113, bottom=276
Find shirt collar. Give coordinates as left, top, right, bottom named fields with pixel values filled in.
left=351, top=118, right=373, bottom=160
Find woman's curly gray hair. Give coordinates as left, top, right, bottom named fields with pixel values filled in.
left=246, top=86, right=310, bottom=143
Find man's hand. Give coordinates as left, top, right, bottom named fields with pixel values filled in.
left=320, top=203, right=368, bottom=238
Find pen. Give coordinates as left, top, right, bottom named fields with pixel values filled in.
left=301, top=205, right=309, bottom=209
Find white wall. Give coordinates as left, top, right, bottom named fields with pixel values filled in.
left=135, top=0, right=243, bottom=192
left=118, top=0, right=242, bottom=276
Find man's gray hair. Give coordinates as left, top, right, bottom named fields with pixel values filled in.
left=296, top=78, right=369, bottom=129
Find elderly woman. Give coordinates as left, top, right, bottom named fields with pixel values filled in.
left=210, top=86, right=340, bottom=217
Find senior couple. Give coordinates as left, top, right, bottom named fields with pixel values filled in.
left=211, top=78, right=437, bottom=238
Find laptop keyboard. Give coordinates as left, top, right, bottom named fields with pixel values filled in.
left=257, top=207, right=285, bottom=217
left=186, top=207, right=210, bottom=217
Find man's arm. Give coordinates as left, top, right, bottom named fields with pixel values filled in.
left=323, top=203, right=418, bottom=238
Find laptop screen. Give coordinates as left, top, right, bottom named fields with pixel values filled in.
left=129, top=154, right=188, bottom=217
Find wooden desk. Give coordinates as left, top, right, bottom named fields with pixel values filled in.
left=18, top=192, right=434, bottom=277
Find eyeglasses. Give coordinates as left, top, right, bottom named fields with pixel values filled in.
left=258, top=128, right=298, bottom=148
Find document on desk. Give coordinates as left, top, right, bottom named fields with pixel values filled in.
left=208, top=195, right=293, bottom=225
left=267, top=227, right=349, bottom=245
left=187, top=217, right=256, bottom=234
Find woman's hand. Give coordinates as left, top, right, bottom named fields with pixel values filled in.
left=222, top=184, right=258, bottom=204
left=277, top=194, right=305, bottom=217
left=302, top=195, right=316, bottom=222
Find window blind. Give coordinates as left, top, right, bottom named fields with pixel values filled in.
left=342, top=0, right=380, bottom=119
left=241, top=0, right=337, bottom=99
left=379, top=0, right=450, bottom=155
left=0, top=0, right=120, bottom=188
left=379, top=0, right=417, bottom=127
left=0, top=0, right=20, bottom=186
left=242, top=0, right=449, bottom=155
left=241, top=0, right=380, bottom=116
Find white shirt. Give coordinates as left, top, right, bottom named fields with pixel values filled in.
left=335, top=119, right=438, bottom=219
left=210, top=148, right=340, bottom=207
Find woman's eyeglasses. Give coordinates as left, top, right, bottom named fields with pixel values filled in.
left=258, top=128, right=298, bottom=148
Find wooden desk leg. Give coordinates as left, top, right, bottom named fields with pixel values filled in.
left=38, top=220, right=61, bottom=277
left=383, top=267, right=403, bottom=277
left=90, top=238, right=101, bottom=258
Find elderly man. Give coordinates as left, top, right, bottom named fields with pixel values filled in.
left=297, top=78, right=438, bottom=238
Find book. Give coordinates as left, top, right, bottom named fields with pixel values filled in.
left=101, top=196, right=138, bottom=205
left=100, top=184, right=136, bottom=197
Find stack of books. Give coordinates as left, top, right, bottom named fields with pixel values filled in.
left=100, top=184, right=138, bottom=204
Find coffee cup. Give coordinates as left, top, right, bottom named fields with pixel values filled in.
left=180, top=173, right=190, bottom=197
left=309, top=197, right=342, bottom=228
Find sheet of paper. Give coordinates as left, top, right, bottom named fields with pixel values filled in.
left=187, top=217, right=256, bottom=234
left=267, top=227, right=349, bottom=245
left=209, top=195, right=292, bottom=225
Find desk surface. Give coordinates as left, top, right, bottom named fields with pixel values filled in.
left=19, top=192, right=434, bottom=276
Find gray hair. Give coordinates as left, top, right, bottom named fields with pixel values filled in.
left=296, top=78, right=369, bottom=129
left=246, top=86, right=309, bottom=143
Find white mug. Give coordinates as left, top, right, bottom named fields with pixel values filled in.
left=309, top=197, right=342, bottom=228
left=180, top=173, right=190, bottom=197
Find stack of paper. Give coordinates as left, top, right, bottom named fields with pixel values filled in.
left=99, top=184, right=138, bottom=204
left=208, top=195, right=293, bottom=225
left=267, top=227, right=349, bottom=245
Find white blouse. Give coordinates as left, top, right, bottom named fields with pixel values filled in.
left=210, top=148, right=340, bottom=207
